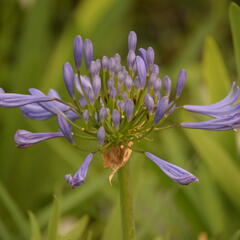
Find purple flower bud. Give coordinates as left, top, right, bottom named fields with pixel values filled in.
left=80, top=76, right=92, bottom=93
left=79, top=97, right=87, bottom=107
left=63, top=62, right=74, bottom=97
left=176, top=69, right=187, bottom=98
left=97, top=126, right=105, bottom=145
left=102, top=56, right=109, bottom=70
left=110, top=87, right=117, bottom=99
left=128, top=31, right=137, bottom=52
left=99, top=107, right=107, bottom=121
left=83, top=109, right=90, bottom=122
left=57, top=114, right=73, bottom=143
left=117, top=71, right=126, bottom=85
left=134, top=76, right=141, bottom=90
left=117, top=100, right=125, bottom=111
left=145, top=152, right=199, bottom=185
left=87, top=87, right=95, bottom=104
left=114, top=53, right=121, bottom=65
left=154, top=96, right=169, bottom=124
left=112, top=109, right=120, bottom=129
left=153, top=78, right=162, bottom=92
left=127, top=50, right=136, bottom=69
left=148, top=73, right=157, bottom=88
left=92, top=75, right=101, bottom=97
left=74, top=74, right=83, bottom=95
left=83, top=39, right=93, bottom=69
left=14, top=130, right=64, bottom=148
left=108, top=57, right=116, bottom=72
left=65, top=153, right=93, bottom=187
left=125, top=75, right=133, bottom=91
left=73, top=35, right=83, bottom=69
left=163, top=75, right=171, bottom=96
left=122, top=91, right=128, bottom=100
left=107, top=77, right=115, bottom=89
left=146, top=47, right=155, bottom=69
left=138, top=48, right=147, bottom=66
left=136, top=56, right=146, bottom=88
left=125, top=99, right=134, bottom=121
left=152, top=64, right=160, bottom=74
left=144, top=94, right=154, bottom=112
left=89, top=61, right=98, bottom=76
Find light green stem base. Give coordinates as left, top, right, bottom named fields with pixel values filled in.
left=118, top=162, right=136, bottom=240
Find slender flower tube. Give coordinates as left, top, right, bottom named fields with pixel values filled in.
left=15, top=130, right=64, bottom=148
left=65, top=153, right=93, bottom=187
left=145, top=152, right=199, bottom=185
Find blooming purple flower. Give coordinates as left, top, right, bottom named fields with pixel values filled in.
left=145, top=152, right=199, bottom=185
left=65, top=153, right=93, bottom=187
left=7, top=30, right=240, bottom=187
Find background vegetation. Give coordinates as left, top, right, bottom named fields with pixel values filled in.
left=1, top=0, right=240, bottom=239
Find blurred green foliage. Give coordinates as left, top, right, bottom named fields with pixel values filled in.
left=0, top=0, right=240, bottom=239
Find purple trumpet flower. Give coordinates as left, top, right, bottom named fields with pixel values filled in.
left=15, top=130, right=64, bottom=148
left=65, top=153, right=93, bottom=187
left=183, top=82, right=240, bottom=115
left=0, top=92, right=52, bottom=108
left=145, top=152, right=199, bottom=185
left=63, top=62, right=75, bottom=97
left=83, top=39, right=93, bottom=69
left=181, top=113, right=240, bottom=131
left=154, top=96, right=169, bottom=124
left=176, top=69, right=187, bottom=98
left=73, top=35, right=83, bottom=69
left=57, top=114, right=73, bottom=143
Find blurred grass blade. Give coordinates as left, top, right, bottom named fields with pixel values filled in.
left=29, top=212, right=42, bottom=240
left=47, top=197, right=60, bottom=240
left=202, top=36, right=230, bottom=101
left=181, top=113, right=240, bottom=208
left=229, top=2, right=240, bottom=79
left=0, top=181, right=29, bottom=238
left=61, top=215, right=89, bottom=240
left=231, top=230, right=240, bottom=240
left=0, top=218, right=11, bottom=240
left=102, top=200, right=122, bottom=240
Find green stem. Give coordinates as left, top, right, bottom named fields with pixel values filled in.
left=118, top=162, right=136, bottom=240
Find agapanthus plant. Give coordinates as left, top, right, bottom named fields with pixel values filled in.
left=1, top=31, right=240, bottom=188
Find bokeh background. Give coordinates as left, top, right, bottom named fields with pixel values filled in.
left=1, top=0, right=240, bottom=239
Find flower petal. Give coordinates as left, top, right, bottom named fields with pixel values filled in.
left=145, top=152, right=199, bottom=185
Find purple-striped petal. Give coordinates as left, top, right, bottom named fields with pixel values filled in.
left=154, top=96, right=169, bottom=124
left=145, top=152, right=199, bottom=185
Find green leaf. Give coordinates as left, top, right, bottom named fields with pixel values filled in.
left=0, top=181, right=29, bottom=238
left=29, top=212, right=42, bottom=240
left=229, top=2, right=240, bottom=79
left=202, top=36, right=230, bottom=102
left=61, top=215, right=89, bottom=240
left=47, top=197, right=60, bottom=240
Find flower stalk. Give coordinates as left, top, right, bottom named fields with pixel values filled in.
left=118, top=161, right=136, bottom=240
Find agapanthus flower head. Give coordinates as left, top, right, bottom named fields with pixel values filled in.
left=5, top=31, right=240, bottom=187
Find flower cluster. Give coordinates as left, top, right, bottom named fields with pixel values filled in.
left=1, top=31, right=239, bottom=187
